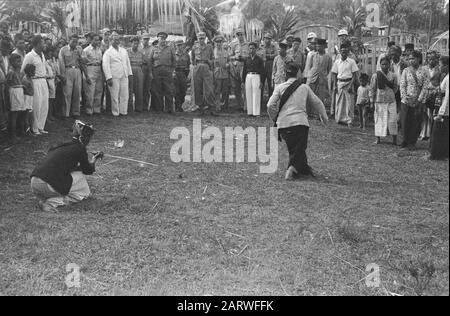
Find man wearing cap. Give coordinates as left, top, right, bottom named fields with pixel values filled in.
left=304, top=38, right=333, bottom=115
left=141, top=33, right=153, bottom=111
left=174, top=40, right=190, bottom=112
left=259, top=33, right=278, bottom=103
left=59, top=34, right=88, bottom=118
left=242, top=42, right=264, bottom=116
left=192, top=31, right=216, bottom=114
left=82, top=33, right=104, bottom=115
left=288, top=37, right=305, bottom=81
left=103, top=33, right=133, bottom=117
left=336, top=29, right=349, bottom=55
left=273, top=41, right=294, bottom=89
left=127, top=36, right=145, bottom=113
left=306, top=32, right=317, bottom=55
left=213, top=35, right=230, bottom=111
left=331, top=42, right=359, bottom=127
left=229, top=29, right=249, bottom=111
left=149, top=32, right=176, bottom=113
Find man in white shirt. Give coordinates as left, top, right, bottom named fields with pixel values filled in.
left=21, top=35, right=50, bottom=135
left=102, top=33, right=133, bottom=117
left=331, top=43, right=359, bottom=126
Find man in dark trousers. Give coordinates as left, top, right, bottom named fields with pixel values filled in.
left=174, top=40, right=190, bottom=112
left=267, top=63, right=328, bottom=181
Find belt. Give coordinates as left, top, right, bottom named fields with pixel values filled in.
left=196, top=60, right=210, bottom=64
left=32, top=77, right=47, bottom=79
left=87, top=63, right=101, bottom=67
left=248, top=72, right=260, bottom=75
left=175, top=68, right=188, bottom=72
left=154, top=64, right=171, bottom=68
left=338, top=78, right=352, bottom=82
left=66, top=65, right=79, bottom=69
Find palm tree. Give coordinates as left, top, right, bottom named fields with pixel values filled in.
left=0, top=0, right=10, bottom=23
left=342, top=1, right=366, bottom=38
left=267, top=6, right=300, bottom=41
left=421, top=0, right=445, bottom=48
left=381, top=0, right=405, bottom=36
left=41, top=5, right=67, bottom=38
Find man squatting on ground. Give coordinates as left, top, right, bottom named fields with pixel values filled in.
left=268, top=63, right=329, bottom=181
left=30, top=120, right=103, bottom=212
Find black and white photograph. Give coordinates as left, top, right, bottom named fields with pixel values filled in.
left=0, top=0, right=448, bottom=299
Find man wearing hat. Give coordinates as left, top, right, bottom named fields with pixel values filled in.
left=259, top=33, right=278, bottom=103
left=213, top=34, right=230, bottom=111
left=149, top=32, right=176, bottom=113
left=305, top=38, right=333, bottom=115
left=82, top=33, right=104, bottom=115
left=59, top=34, right=87, bottom=118
left=174, top=40, right=190, bottom=112
left=141, top=33, right=153, bottom=110
left=272, top=41, right=294, bottom=90
left=127, top=36, right=145, bottom=113
left=229, top=29, right=249, bottom=111
left=288, top=37, right=305, bottom=81
left=192, top=31, right=217, bottom=114
left=306, top=32, right=317, bottom=54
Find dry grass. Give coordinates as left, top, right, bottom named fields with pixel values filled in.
left=0, top=111, right=448, bottom=296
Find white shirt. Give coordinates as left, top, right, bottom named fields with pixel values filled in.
left=21, top=49, right=48, bottom=78
left=331, top=57, right=359, bottom=80
left=440, top=74, right=449, bottom=117
left=102, top=46, right=133, bottom=80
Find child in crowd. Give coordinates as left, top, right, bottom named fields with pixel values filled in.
left=45, top=47, right=58, bottom=121
left=22, top=63, right=35, bottom=136
left=370, top=55, right=399, bottom=145
left=6, top=54, right=26, bottom=143
left=356, top=73, right=370, bottom=129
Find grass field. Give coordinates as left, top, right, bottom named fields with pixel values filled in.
left=0, top=111, right=448, bottom=296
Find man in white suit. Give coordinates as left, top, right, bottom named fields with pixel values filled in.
left=102, top=33, right=133, bottom=117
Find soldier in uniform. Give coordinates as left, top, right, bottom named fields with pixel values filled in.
left=149, top=32, right=176, bottom=113
left=213, top=35, right=230, bottom=112
left=192, top=32, right=216, bottom=115
left=59, top=34, right=88, bottom=118
left=127, top=36, right=145, bottom=113
left=174, top=40, right=191, bottom=112
left=229, top=29, right=249, bottom=111
left=259, top=33, right=278, bottom=103
left=141, top=33, right=153, bottom=111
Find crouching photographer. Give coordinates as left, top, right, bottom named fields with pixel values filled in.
left=30, top=120, right=103, bottom=212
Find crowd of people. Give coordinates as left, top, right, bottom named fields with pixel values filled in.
left=0, top=26, right=448, bottom=161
